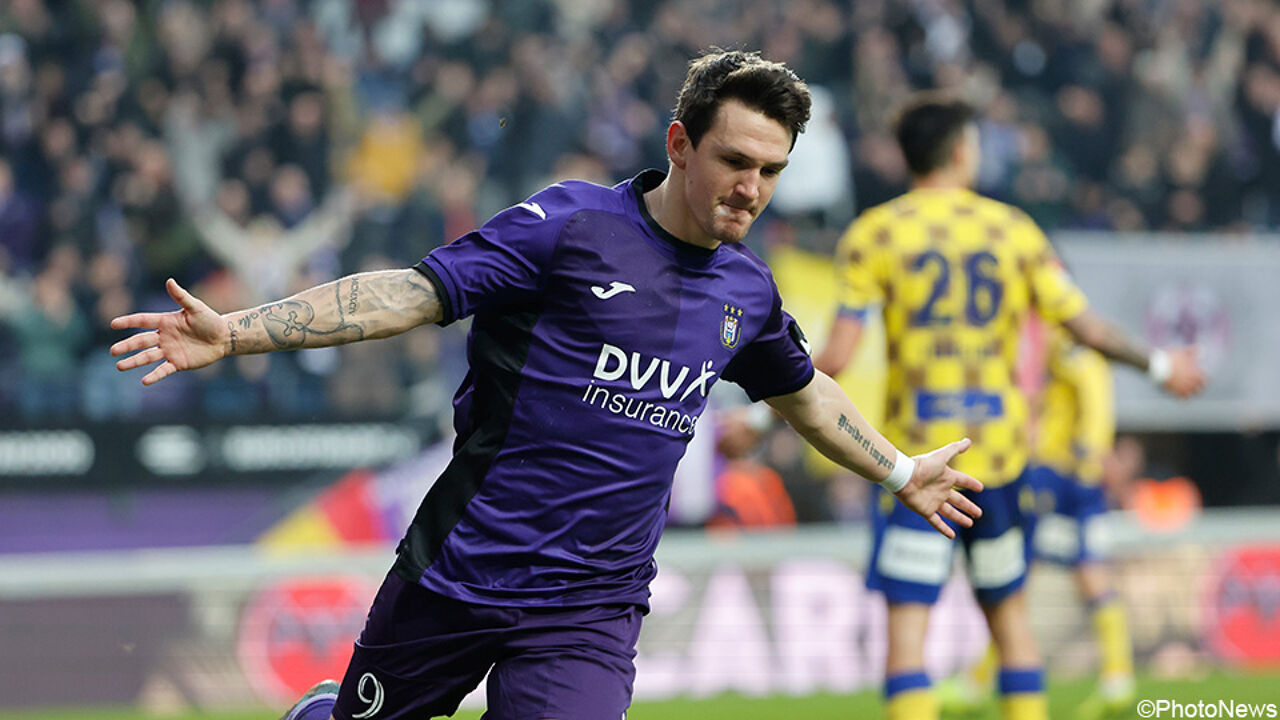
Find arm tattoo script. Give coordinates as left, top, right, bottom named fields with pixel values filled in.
left=227, top=270, right=437, bottom=353
left=838, top=413, right=893, bottom=470
left=236, top=283, right=365, bottom=351
left=346, top=276, right=361, bottom=314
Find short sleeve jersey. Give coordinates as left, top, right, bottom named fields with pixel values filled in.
left=400, top=170, right=814, bottom=608
left=835, top=188, right=1087, bottom=486
left=1034, top=326, right=1114, bottom=484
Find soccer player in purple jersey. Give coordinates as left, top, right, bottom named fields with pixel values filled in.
left=111, top=50, right=984, bottom=720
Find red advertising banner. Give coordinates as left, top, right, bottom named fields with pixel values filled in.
left=1203, top=546, right=1280, bottom=666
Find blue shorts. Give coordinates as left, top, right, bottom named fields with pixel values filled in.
left=866, top=469, right=1033, bottom=607
left=1025, top=464, right=1109, bottom=566
left=334, top=571, right=642, bottom=720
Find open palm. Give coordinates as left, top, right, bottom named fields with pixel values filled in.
left=110, top=278, right=229, bottom=385
left=893, top=438, right=984, bottom=539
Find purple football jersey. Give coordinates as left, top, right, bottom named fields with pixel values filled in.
left=399, top=170, right=813, bottom=608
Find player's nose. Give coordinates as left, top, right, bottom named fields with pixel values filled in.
left=734, top=171, right=761, bottom=202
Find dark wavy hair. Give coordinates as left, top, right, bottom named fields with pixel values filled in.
left=672, top=49, right=811, bottom=151
left=892, top=92, right=978, bottom=176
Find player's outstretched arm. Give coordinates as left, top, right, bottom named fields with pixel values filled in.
left=766, top=371, right=983, bottom=538
left=1062, top=309, right=1205, bottom=398
left=111, top=269, right=442, bottom=386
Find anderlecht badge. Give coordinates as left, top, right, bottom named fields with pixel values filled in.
left=721, top=304, right=743, bottom=349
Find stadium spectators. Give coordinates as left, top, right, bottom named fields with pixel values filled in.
left=1, top=0, right=1277, bottom=424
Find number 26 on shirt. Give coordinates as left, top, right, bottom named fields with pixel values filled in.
left=908, top=250, right=1003, bottom=327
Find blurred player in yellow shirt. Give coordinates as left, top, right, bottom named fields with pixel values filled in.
left=943, top=326, right=1136, bottom=718
left=815, top=93, right=1204, bottom=720
left=1029, top=328, right=1135, bottom=717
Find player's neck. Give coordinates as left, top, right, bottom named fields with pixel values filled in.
left=644, top=170, right=721, bottom=251
left=910, top=168, right=970, bottom=192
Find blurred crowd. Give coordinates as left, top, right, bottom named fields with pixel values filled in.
left=1, top=0, right=1278, bottom=433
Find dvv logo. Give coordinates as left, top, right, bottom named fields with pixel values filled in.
left=592, top=343, right=715, bottom=401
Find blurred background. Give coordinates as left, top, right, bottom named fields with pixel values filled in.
left=1, top=0, right=1278, bottom=717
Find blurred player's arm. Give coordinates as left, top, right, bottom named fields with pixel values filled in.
left=813, top=312, right=864, bottom=377
left=1018, top=217, right=1204, bottom=399
left=767, top=370, right=983, bottom=538
left=1062, top=309, right=1203, bottom=398
left=816, top=213, right=880, bottom=377
left=110, top=271, right=441, bottom=385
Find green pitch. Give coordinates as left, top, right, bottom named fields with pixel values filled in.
left=3, top=673, right=1277, bottom=720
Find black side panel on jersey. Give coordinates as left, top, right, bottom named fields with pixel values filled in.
left=392, top=307, right=540, bottom=583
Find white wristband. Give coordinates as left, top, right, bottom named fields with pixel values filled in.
left=881, top=450, right=914, bottom=493
left=1148, top=349, right=1172, bottom=384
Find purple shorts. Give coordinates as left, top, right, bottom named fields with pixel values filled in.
left=333, top=571, right=642, bottom=720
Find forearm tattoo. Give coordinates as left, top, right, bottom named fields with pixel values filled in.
left=347, top=276, right=360, bottom=314
left=387, top=271, right=441, bottom=320
left=235, top=280, right=364, bottom=350
left=227, top=320, right=239, bottom=353
left=228, top=271, right=439, bottom=353
left=838, top=413, right=893, bottom=470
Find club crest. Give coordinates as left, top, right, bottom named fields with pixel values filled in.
left=721, top=304, right=743, bottom=349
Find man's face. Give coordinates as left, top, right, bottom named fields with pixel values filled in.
left=671, top=99, right=791, bottom=246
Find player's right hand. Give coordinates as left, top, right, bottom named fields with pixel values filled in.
left=894, top=438, right=984, bottom=539
left=1163, top=346, right=1206, bottom=398
left=109, top=278, right=229, bottom=386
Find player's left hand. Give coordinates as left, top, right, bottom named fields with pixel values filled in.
left=110, top=278, right=229, bottom=385
left=894, top=438, right=983, bottom=539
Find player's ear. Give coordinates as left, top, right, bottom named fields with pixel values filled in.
left=667, top=121, right=690, bottom=170
left=950, top=135, right=967, bottom=169
left=952, top=123, right=979, bottom=173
